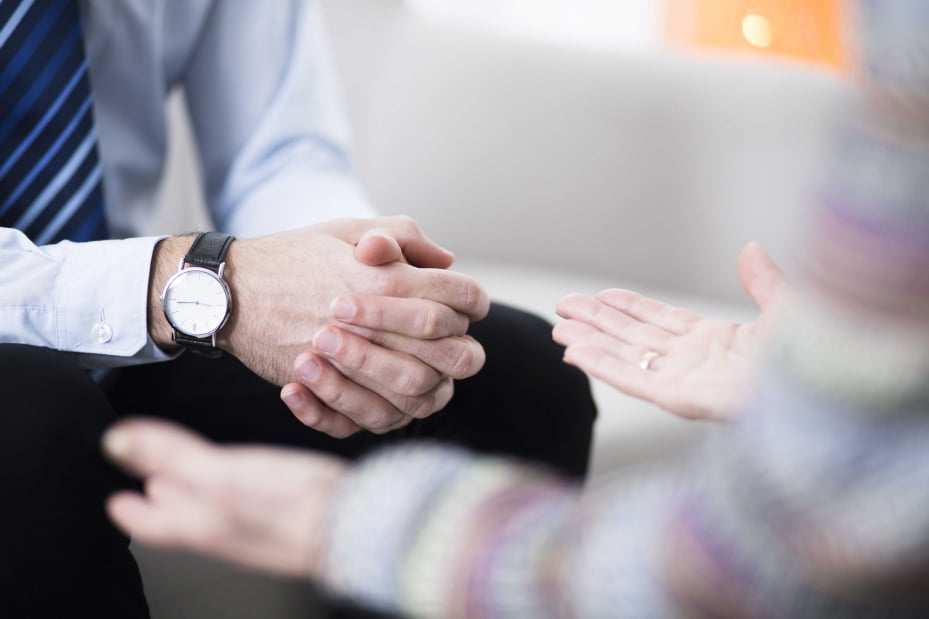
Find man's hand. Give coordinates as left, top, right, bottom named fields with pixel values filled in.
left=277, top=227, right=486, bottom=437
left=149, top=217, right=489, bottom=436
left=103, top=418, right=343, bottom=580
left=552, top=242, right=787, bottom=421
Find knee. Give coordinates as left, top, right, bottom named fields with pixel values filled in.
left=0, top=345, right=116, bottom=488
left=473, top=303, right=597, bottom=421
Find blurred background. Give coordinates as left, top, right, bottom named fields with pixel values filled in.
left=146, top=1, right=854, bottom=616
left=163, top=0, right=851, bottom=308
left=407, top=0, right=844, bottom=67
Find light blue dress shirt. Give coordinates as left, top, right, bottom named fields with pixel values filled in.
left=0, top=0, right=375, bottom=368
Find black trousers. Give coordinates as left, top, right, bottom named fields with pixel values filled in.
left=0, top=303, right=596, bottom=618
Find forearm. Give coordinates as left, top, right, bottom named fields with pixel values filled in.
left=321, top=445, right=588, bottom=617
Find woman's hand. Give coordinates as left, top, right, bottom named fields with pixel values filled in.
left=103, top=418, right=346, bottom=580
left=553, top=242, right=787, bottom=421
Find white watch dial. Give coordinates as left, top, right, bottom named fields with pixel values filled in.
left=163, top=267, right=230, bottom=337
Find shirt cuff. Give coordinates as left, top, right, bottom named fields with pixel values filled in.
left=55, top=236, right=178, bottom=368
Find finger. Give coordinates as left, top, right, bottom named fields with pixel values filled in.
left=737, top=241, right=787, bottom=310
left=353, top=374, right=453, bottom=420
left=554, top=293, right=673, bottom=352
left=102, top=418, right=221, bottom=482
left=365, top=216, right=455, bottom=269
left=107, top=490, right=177, bottom=543
left=562, top=343, right=665, bottom=404
left=312, top=326, right=444, bottom=396
left=592, top=289, right=701, bottom=336
left=107, top=478, right=209, bottom=547
left=293, top=353, right=411, bottom=434
left=280, top=383, right=362, bottom=439
left=376, top=375, right=455, bottom=420
left=331, top=295, right=469, bottom=339
left=317, top=344, right=456, bottom=421
left=383, top=265, right=490, bottom=321
left=340, top=327, right=486, bottom=380
left=552, top=317, right=603, bottom=347
left=555, top=319, right=662, bottom=369
left=354, top=230, right=406, bottom=266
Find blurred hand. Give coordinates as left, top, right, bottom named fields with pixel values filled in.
left=553, top=242, right=786, bottom=420
left=103, top=418, right=344, bottom=579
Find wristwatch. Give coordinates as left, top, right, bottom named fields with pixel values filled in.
left=161, top=231, right=235, bottom=357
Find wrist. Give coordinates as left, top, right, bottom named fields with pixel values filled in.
left=213, top=238, right=245, bottom=354
left=149, top=233, right=238, bottom=355
left=147, top=236, right=190, bottom=350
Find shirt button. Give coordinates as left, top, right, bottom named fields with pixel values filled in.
left=92, top=322, right=113, bottom=344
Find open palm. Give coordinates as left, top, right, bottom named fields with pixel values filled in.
left=553, top=242, right=786, bottom=421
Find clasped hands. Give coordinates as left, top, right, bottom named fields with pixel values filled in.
left=214, top=216, right=490, bottom=437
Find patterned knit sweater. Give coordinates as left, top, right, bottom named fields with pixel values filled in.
left=321, top=3, right=929, bottom=617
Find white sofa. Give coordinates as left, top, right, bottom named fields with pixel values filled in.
left=137, top=1, right=849, bottom=616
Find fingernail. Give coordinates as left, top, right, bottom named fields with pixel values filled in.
left=281, top=388, right=303, bottom=407
left=331, top=297, right=356, bottom=321
left=298, top=358, right=322, bottom=383
left=102, top=427, right=131, bottom=459
left=314, top=329, right=341, bottom=355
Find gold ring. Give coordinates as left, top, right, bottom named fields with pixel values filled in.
left=639, top=350, right=660, bottom=371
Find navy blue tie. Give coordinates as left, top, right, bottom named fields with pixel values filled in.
left=0, top=0, right=107, bottom=243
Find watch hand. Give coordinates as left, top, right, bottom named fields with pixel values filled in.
left=173, top=301, right=223, bottom=307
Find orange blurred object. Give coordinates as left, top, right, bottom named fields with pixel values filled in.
left=665, top=0, right=846, bottom=70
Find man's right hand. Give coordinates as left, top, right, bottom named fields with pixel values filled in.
left=148, top=217, right=489, bottom=436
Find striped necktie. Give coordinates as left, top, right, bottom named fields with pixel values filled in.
left=0, top=0, right=107, bottom=243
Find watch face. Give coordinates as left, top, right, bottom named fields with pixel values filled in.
left=162, top=267, right=231, bottom=338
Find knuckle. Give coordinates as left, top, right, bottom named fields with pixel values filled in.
left=318, top=383, right=350, bottom=412
left=294, top=406, right=322, bottom=428
left=453, top=312, right=469, bottom=336
left=394, top=215, right=418, bottom=235
left=332, top=423, right=360, bottom=439
left=353, top=297, right=386, bottom=329
left=418, top=307, right=443, bottom=339
left=407, top=394, right=437, bottom=420
left=398, top=365, right=436, bottom=396
left=366, top=409, right=400, bottom=434
left=460, top=280, right=479, bottom=310
left=448, top=343, right=479, bottom=378
left=341, top=339, right=373, bottom=373
left=432, top=379, right=454, bottom=413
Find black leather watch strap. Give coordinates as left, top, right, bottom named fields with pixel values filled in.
left=174, top=332, right=223, bottom=358
left=184, top=231, right=235, bottom=269
left=172, top=231, right=235, bottom=358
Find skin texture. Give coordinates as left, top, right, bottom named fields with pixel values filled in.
left=148, top=216, right=489, bottom=437
left=553, top=242, right=787, bottom=421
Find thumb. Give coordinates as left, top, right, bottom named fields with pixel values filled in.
left=354, top=230, right=406, bottom=266
left=737, top=241, right=787, bottom=310
left=102, top=417, right=219, bottom=481
left=379, top=217, right=456, bottom=269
